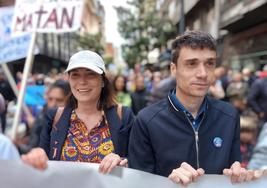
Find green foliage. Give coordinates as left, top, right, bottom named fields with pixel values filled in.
left=75, top=33, right=104, bottom=55
left=103, top=56, right=114, bottom=66
left=115, top=0, right=176, bottom=68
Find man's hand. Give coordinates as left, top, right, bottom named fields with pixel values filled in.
left=168, top=162, right=205, bottom=186
left=223, top=161, right=264, bottom=183
left=98, top=153, right=128, bottom=174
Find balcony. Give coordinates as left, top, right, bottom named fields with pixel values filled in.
left=220, top=0, right=267, bottom=32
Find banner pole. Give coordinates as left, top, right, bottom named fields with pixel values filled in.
left=1, top=64, right=33, bottom=118
left=11, top=31, right=37, bottom=140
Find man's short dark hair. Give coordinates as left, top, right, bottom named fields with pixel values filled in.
left=171, top=30, right=216, bottom=64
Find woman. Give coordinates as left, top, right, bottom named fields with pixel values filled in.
left=22, top=50, right=135, bottom=173
left=113, top=75, right=132, bottom=107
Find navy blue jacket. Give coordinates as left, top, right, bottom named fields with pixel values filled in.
left=128, top=95, right=241, bottom=177
left=247, top=78, right=267, bottom=121
left=39, top=106, right=134, bottom=160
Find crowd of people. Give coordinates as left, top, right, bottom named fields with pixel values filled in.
left=1, top=30, right=267, bottom=185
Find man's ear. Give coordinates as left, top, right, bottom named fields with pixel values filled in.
left=170, top=63, right=177, bottom=77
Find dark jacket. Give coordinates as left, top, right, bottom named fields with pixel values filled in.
left=131, top=89, right=149, bottom=115
left=128, top=95, right=241, bottom=177
left=39, top=106, right=134, bottom=160
left=19, top=106, right=49, bottom=154
left=247, top=78, right=267, bottom=121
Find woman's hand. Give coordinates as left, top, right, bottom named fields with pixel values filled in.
left=21, top=148, right=48, bottom=170
left=98, top=153, right=128, bottom=174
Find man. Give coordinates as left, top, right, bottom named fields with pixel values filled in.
left=128, top=31, right=263, bottom=186
left=247, top=66, right=267, bottom=122
left=131, top=74, right=149, bottom=114
left=0, top=69, right=16, bottom=133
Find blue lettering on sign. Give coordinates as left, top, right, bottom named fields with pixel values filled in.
left=0, top=7, right=32, bottom=64
left=0, top=10, right=13, bottom=39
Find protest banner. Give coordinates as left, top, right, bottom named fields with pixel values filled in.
left=0, top=160, right=266, bottom=188
left=12, top=0, right=84, bottom=34
left=0, top=6, right=33, bottom=118
left=0, top=6, right=31, bottom=64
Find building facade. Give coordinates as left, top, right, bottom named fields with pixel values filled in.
left=158, top=0, right=267, bottom=70
left=220, top=0, right=267, bottom=71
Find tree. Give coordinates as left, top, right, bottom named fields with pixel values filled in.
left=75, top=33, right=104, bottom=55
left=115, top=0, right=176, bottom=68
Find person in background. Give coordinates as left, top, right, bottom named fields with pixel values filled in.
left=226, top=72, right=248, bottom=103
left=16, top=80, right=71, bottom=154
left=0, top=69, right=16, bottom=133
left=248, top=122, right=267, bottom=170
left=126, top=70, right=136, bottom=93
left=21, top=50, right=134, bottom=174
left=131, top=74, right=149, bottom=115
left=239, top=116, right=258, bottom=168
left=247, top=73, right=267, bottom=123
left=151, top=71, right=162, bottom=91
left=0, top=133, right=20, bottom=160
left=35, top=74, right=45, bottom=85
left=143, top=69, right=153, bottom=92
left=209, top=66, right=226, bottom=100
left=0, top=92, right=20, bottom=160
left=242, top=67, right=256, bottom=87
left=147, top=70, right=176, bottom=105
left=0, top=92, right=5, bottom=130
left=129, top=30, right=264, bottom=186
left=113, top=75, right=132, bottom=107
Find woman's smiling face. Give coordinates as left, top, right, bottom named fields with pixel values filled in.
left=68, top=68, right=103, bottom=104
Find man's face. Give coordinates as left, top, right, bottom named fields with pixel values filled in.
left=135, top=76, right=145, bottom=90
left=171, top=47, right=216, bottom=99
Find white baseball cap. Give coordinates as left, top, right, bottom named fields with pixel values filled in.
left=65, top=50, right=105, bottom=74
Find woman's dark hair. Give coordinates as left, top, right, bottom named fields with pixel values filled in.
left=48, top=79, right=71, bottom=96
left=113, top=75, right=127, bottom=93
left=66, top=73, right=117, bottom=110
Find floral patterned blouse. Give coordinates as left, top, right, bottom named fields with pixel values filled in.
left=61, top=111, right=114, bottom=163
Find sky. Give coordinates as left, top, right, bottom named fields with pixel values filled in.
left=99, top=0, right=129, bottom=47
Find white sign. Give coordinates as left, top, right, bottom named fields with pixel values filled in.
left=0, top=6, right=31, bottom=64
left=12, top=0, right=84, bottom=34
left=0, top=161, right=267, bottom=188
